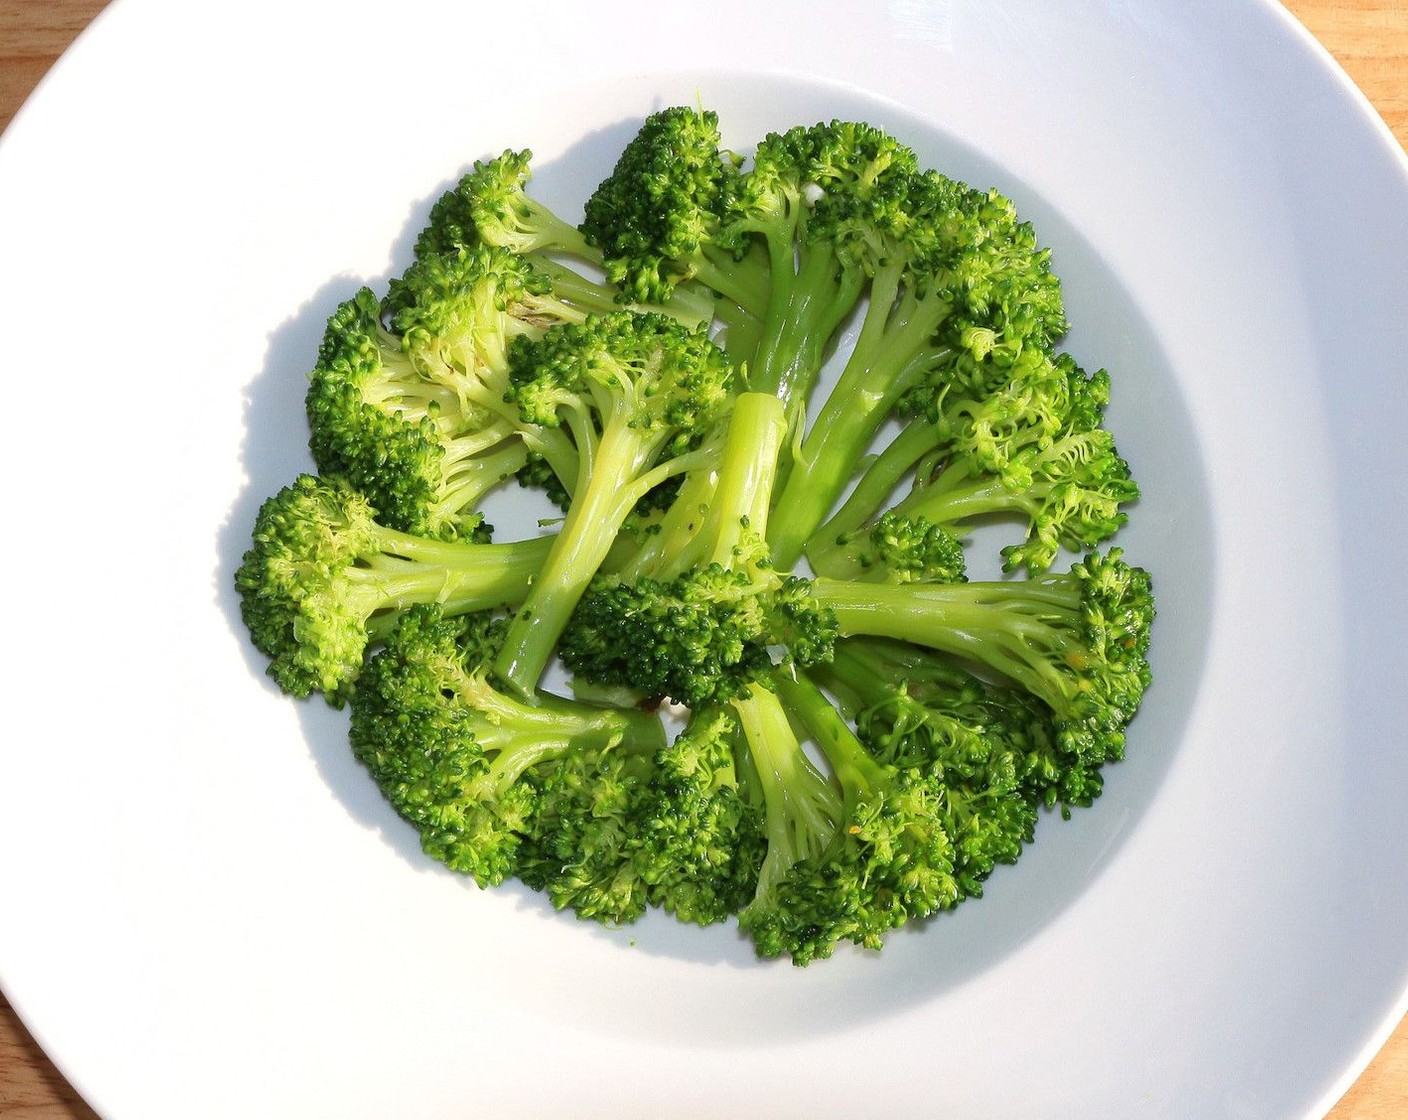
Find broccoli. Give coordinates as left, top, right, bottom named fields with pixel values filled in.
left=237, top=104, right=1157, bottom=967
left=766, top=169, right=1069, bottom=567
left=418, top=147, right=717, bottom=329
left=723, top=119, right=922, bottom=409
left=747, top=671, right=962, bottom=964
left=350, top=603, right=666, bottom=899
left=234, top=474, right=555, bottom=704
left=811, top=549, right=1155, bottom=767
left=491, top=309, right=738, bottom=696
left=628, top=703, right=766, bottom=927
left=580, top=106, right=770, bottom=330
left=558, top=390, right=835, bottom=709
left=808, top=348, right=1138, bottom=578
left=418, top=147, right=598, bottom=264
left=355, top=604, right=759, bottom=929
left=819, top=636, right=1104, bottom=815
left=808, top=510, right=970, bottom=585
left=726, top=682, right=847, bottom=958
left=305, top=245, right=586, bottom=540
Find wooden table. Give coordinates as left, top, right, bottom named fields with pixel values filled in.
left=1, top=1, right=1406, bottom=1116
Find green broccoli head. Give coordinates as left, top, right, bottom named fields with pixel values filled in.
left=911, top=171, right=1068, bottom=349
left=234, top=475, right=552, bottom=704
left=813, top=549, right=1155, bottom=767
left=349, top=605, right=536, bottom=886
left=818, top=638, right=1043, bottom=894
left=728, top=119, right=920, bottom=251
left=305, top=245, right=589, bottom=541
left=812, top=510, right=968, bottom=584
left=235, top=475, right=388, bottom=702
left=385, top=241, right=571, bottom=374
left=757, top=767, right=959, bottom=966
left=415, top=148, right=594, bottom=261
left=506, top=309, right=735, bottom=453
left=580, top=106, right=749, bottom=308
left=560, top=563, right=835, bottom=710
left=351, top=603, right=666, bottom=891
left=518, top=745, right=658, bottom=925
left=558, top=389, right=833, bottom=710
left=744, top=673, right=962, bottom=965
left=632, top=704, right=766, bottom=927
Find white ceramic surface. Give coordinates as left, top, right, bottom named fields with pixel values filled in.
left=1, top=1, right=1405, bottom=1117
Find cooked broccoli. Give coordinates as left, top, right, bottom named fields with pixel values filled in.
left=305, top=245, right=585, bottom=540
left=808, top=347, right=1138, bottom=577
left=350, top=603, right=666, bottom=896
left=746, top=671, right=962, bottom=964
left=767, top=168, right=1069, bottom=566
left=491, top=309, right=737, bottom=696
left=580, top=106, right=770, bottom=327
left=234, top=474, right=554, bottom=704
left=628, top=703, right=766, bottom=927
left=237, top=104, right=1157, bottom=967
left=819, top=636, right=1104, bottom=815
left=723, top=119, right=922, bottom=409
left=558, top=390, right=835, bottom=709
left=418, top=147, right=717, bottom=329
left=809, top=510, right=969, bottom=585
left=726, top=682, right=846, bottom=957
left=812, top=549, right=1154, bottom=767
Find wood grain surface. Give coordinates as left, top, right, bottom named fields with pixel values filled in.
left=1, top=1, right=1406, bottom=1116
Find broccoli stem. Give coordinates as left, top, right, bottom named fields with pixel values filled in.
left=350, top=532, right=557, bottom=644
left=811, top=575, right=1085, bottom=711
left=533, top=255, right=717, bottom=328
left=748, top=237, right=864, bottom=409
left=458, top=669, right=667, bottom=777
left=894, top=471, right=1043, bottom=526
left=808, top=415, right=944, bottom=547
left=492, top=423, right=714, bottom=697
left=434, top=438, right=532, bottom=519
left=771, top=671, right=886, bottom=798
left=519, top=205, right=596, bottom=261
left=732, top=683, right=842, bottom=908
left=689, top=243, right=772, bottom=321
left=767, top=284, right=953, bottom=567
left=614, top=392, right=787, bottom=583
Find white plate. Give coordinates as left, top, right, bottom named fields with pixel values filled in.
left=2, top=1, right=1405, bottom=1116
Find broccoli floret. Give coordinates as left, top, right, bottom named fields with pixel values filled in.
left=306, top=246, right=586, bottom=540
left=417, top=148, right=598, bottom=263
left=234, top=474, right=554, bottom=704
left=766, top=169, right=1069, bottom=567
left=418, top=147, right=717, bottom=329
left=516, top=743, right=662, bottom=925
left=491, top=310, right=737, bottom=696
left=812, top=510, right=968, bottom=584
left=629, top=704, right=766, bottom=926
left=580, top=106, right=770, bottom=324
left=751, top=671, right=962, bottom=964
left=809, top=349, right=1138, bottom=576
left=816, top=637, right=1050, bottom=887
left=350, top=603, right=666, bottom=895
left=727, top=682, right=846, bottom=957
left=723, top=119, right=921, bottom=409
left=822, top=636, right=1103, bottom=816
left=811, top=549, right=1155, bottom=766
left=559, top=391, right=835, bottom=709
